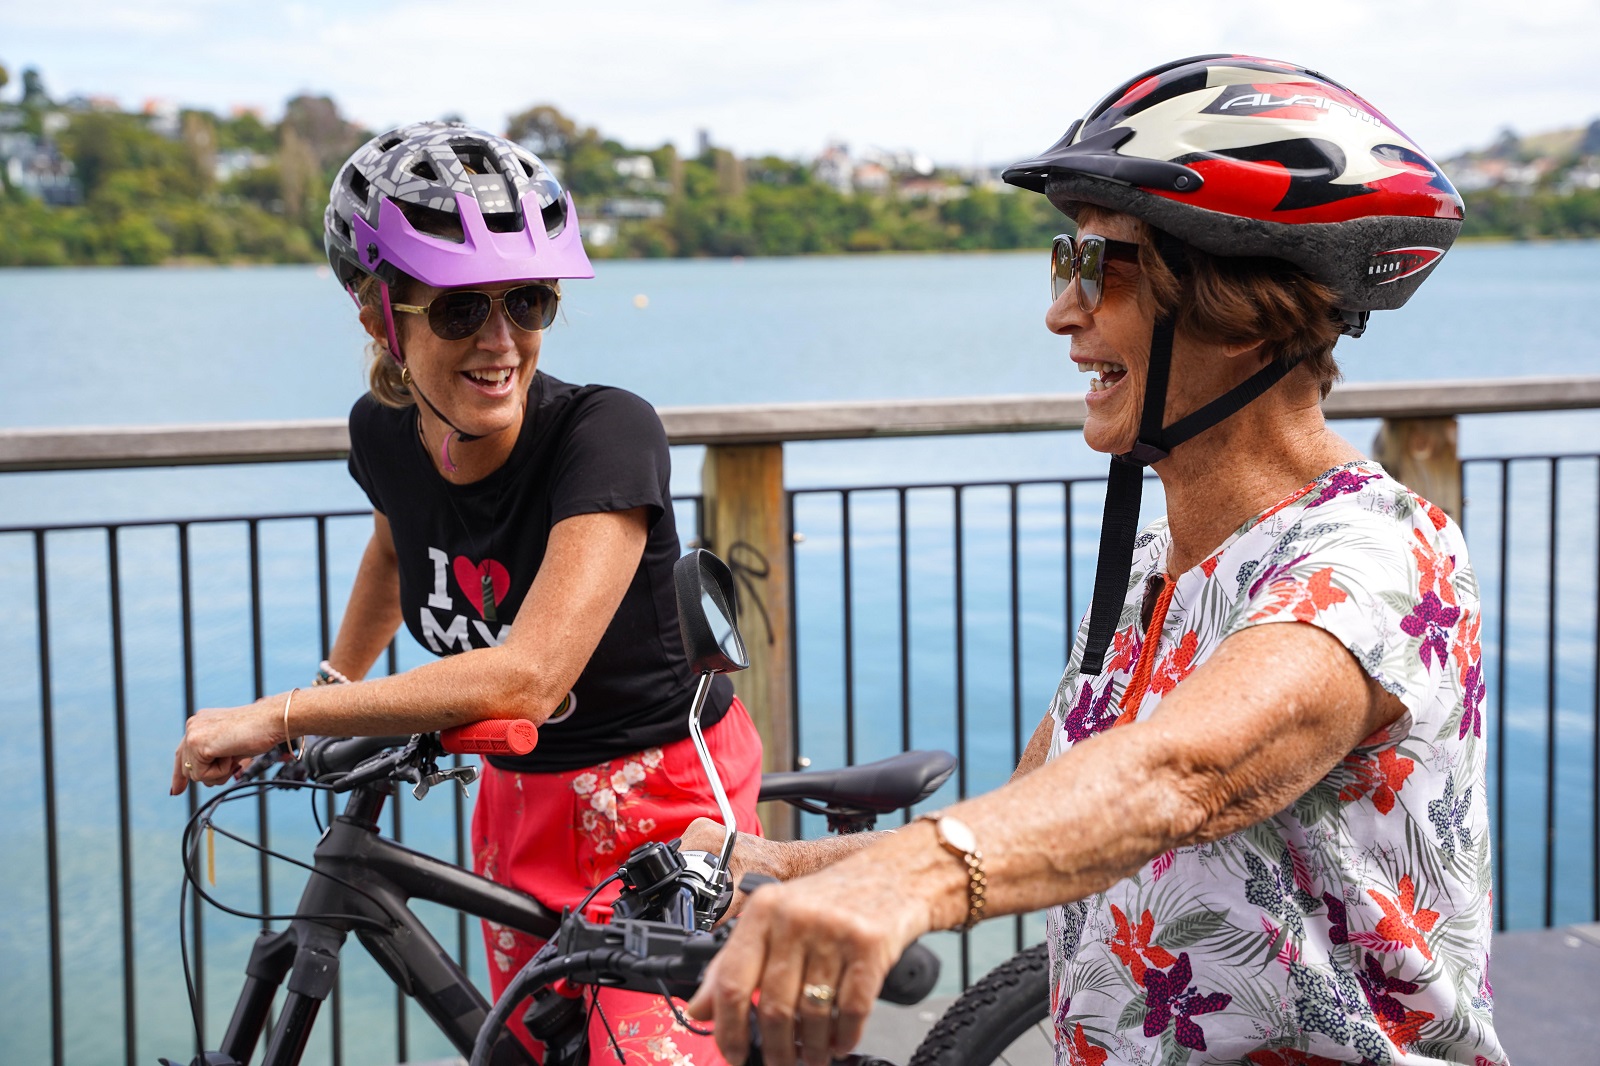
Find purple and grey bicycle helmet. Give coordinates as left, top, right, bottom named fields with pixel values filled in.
left=324, top=120, right=594, bottom=295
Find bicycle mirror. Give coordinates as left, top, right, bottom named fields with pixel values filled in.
left=673, top=549, right=749, bottom=675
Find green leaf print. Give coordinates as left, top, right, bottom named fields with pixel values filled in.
left=1156, top=908, right=1231, bottom=949
left=1242, top=820, right=1286, bottom=864
left=1158, top=1026, right=1190, bottom=1066
left=1290, top=778, right=1342, bottom=826
left=1116, top=989, right=1148, bottom=1031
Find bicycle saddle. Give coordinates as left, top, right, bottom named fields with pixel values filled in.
left=758, top=749, right=956, bottom=813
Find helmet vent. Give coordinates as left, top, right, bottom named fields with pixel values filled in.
left=379, top=136, right=402, bottom=151
left=396, top=200, right=466, bottom=244
left=453, top=145, right=493, bottom=176
left=541, top=198, right=567, bottom=240
left=519, top=157, right=535, bottom=177
left=410, top=159, right=440, bottom=182
left=347, top=169, right=370, bottom=204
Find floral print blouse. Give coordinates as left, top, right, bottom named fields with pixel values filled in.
left=1044, top=462, right=1507, bottom=1066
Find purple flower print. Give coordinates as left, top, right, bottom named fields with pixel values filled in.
left=1459, top=662, right=1485, bottom=739
left=1323, top=892, right=1350, bottom=946
left=1062, top=679, right=1118, bottom=743
left=1248, top=551, right=1313, bottom=599
left=1399, top=591, right=1461, bottom=670
left=1307, top=469, right=1381, bottom=509
left=1143, top=952, right=1233, bottom=1051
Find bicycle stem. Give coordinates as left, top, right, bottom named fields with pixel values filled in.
left=685, top=671, right=738, bottom=871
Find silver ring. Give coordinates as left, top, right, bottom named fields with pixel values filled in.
left=802, top=983, right=836, bottom=1005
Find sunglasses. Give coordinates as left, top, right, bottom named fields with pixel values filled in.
left=1051, top=233, right=1141, bottom=312
left=391, top=283, right=560, bottom=340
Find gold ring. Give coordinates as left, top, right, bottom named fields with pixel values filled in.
left=184, top=760, right=193, bottom=772
left=802, top=983, right=836, bottom=1005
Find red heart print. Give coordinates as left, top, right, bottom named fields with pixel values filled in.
left=452, top=556, right=511, bottom=619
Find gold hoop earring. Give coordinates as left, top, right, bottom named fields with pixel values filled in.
left=400, top=365, right=412, bottom=386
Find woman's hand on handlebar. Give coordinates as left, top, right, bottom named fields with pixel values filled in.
left=170, top=699, right=283, bottom=794
left=680, top=817, right=788, bottom=920
left=684, top=855, right=931, bottom=1066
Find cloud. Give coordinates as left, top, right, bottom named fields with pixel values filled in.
left=4, top=0, right=1597, bottom=162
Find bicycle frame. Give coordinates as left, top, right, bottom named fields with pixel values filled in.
left=215, top=777, right=557, bottom=1066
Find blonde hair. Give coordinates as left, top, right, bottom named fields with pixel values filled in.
left=354, top=275, right=415, bottom=409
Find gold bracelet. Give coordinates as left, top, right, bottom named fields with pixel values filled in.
left=283, top=687, right=304, bottom=761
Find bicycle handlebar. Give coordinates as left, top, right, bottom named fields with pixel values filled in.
left=299, top=720, right=539, bottom=781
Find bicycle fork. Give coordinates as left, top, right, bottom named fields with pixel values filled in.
left=218, top=919, right=346, bottom=1066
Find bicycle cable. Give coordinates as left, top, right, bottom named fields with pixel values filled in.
left=179, top=777, right=397, bottom=928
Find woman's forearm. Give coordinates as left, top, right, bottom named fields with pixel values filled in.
left=326, top=522, right=404, bottom=680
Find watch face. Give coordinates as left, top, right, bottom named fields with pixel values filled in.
left=939, top=816, right=976, bottom=854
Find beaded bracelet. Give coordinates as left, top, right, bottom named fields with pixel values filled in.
left=314, top=660, right=352, bottom=686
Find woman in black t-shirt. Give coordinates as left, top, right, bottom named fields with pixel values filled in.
left=170, top=122, right=763, bottom=1061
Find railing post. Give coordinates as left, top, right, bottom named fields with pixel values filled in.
left=1372, top=416, right=1462, bottom=523
left=701, top=443, right=797, bottom=840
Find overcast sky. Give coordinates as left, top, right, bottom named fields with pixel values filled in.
left=5, top=0, right=1597, bottom=165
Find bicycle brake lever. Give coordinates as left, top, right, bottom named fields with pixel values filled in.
left=413, top=764, right=479, bottom=800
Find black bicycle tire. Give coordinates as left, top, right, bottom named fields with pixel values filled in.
left=906, top=943, right=1051, bottom=1066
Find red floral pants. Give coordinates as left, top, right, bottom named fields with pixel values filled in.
left=472, top=698, right=765, bottom=1064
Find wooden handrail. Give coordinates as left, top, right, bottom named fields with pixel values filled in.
left=4, top=375, right=1600, bottom=473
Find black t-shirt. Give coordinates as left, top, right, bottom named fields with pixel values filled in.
left=346, top=372, right=733, bottom=772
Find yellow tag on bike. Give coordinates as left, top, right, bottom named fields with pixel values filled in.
left=206, top=824, right=216, bottom=886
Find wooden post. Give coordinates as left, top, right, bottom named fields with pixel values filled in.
left=701, top=443, right=798, bottom=840
left=1372, top=416, right=1462, bottom=523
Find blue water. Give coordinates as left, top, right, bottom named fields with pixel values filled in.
left=2, top=243, right=1599, bottom=1065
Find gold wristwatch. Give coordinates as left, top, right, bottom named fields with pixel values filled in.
left=917, top=812, right=987, bottom=930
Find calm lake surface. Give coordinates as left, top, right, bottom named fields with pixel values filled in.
left=1, top=243, right=1598, bottom=1065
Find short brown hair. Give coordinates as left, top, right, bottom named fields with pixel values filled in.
left=1082, top=209, right=1344, bottom=399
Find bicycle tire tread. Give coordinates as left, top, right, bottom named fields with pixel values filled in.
left=907, top=943, right=1051, bottom=1066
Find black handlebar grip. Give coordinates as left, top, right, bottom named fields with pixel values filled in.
left=304, top=735, right=411, bottom=779
left=877, top=939, right=940, bottom=1005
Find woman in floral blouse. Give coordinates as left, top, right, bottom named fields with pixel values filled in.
left=686, top=56, right=1506, bottom=1066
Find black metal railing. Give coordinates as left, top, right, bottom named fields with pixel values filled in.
left=4, top=460, right=1600, bottom=1064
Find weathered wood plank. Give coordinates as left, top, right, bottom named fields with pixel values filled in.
left=4, top=376, right=1600, bottom=472
left=701, top=444, right=797, bottom=840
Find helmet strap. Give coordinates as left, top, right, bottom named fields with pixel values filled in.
left=380, top=283, right=483, bottom=475
left=1077, top=233, right=1301, bottom=675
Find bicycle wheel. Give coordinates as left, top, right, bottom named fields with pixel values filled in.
left=907, top=943, right=1052, bottom=1066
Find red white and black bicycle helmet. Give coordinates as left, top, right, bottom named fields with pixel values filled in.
left=1003, top=56, right=1464, bottom=675
left=1004, top=54, right=1463, bottom=331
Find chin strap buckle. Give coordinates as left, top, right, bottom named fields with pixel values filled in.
left=1120, top=441, right=1170, bottom=467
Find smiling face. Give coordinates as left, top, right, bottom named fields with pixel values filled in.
left=361, top=279, right=546, bottom=444
left=1046, top=213, right=1152, bottom=455
left=1047, top=210, right=1273, bottom=457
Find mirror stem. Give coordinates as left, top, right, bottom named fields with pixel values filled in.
left=686, top=671, right=738, bottom=871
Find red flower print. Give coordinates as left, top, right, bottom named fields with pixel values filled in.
left=1339, top=746, right=1415, bottom=814
left=1246, top=1048, right=1349, bottom=1066
left=1367, top=875, right=1440, bottom=960
left=1065, top=1023, right=1108, bottom=1066
left=1453, top=613, right=1481, bottom=684
left=1249, top=567, right=1348, bottom=623
left=1410, top=528, right=1458, bottom=606
left=1106, top=904, right=1178, bottom=984
left=1108, top=625, right=1142, bottom=674
left=1412, top=493, right=1449, bottom=531
left=1149, top=631, right=1200, bottom=696
left=1200, top=554, right=1220, bottom=577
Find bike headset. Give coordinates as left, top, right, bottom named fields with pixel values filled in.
left=324, top=121, right=595, bottom=473
left=1002, top=54, right=1464, bottom=675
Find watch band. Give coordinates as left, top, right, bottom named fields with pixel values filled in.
left=918, top=812, right=987, bottom=930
